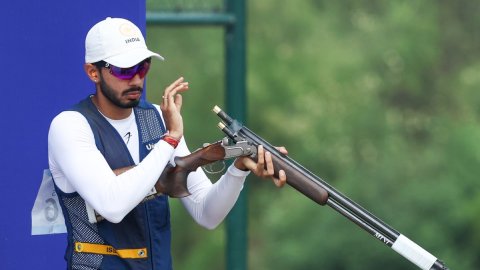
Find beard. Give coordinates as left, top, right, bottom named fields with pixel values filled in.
left=99, top=76, right=142, bottom=109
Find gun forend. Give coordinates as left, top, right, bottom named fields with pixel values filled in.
left=213, top=105, right=329, bottom=205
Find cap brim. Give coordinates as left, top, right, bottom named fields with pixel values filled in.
left=104, top=48, right=164, bottom=68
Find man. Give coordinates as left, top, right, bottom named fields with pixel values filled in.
left=48, top=17, right=287, bottom=270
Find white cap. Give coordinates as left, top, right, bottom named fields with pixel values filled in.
left=85, top=17, right=164, bottom=68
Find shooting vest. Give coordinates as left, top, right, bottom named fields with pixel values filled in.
left=55, top=96, right=172, bottom=270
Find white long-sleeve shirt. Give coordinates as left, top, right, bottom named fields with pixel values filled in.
left=48, top=105, right=249, bottom=229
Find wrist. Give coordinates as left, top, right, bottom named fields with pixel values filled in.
left=167, top=131, right=182, bottom=141
left=162, top=135, right=180, bottom=149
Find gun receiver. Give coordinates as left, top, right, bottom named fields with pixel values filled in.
left=116, top=139, right=256, bottom=199
left=212, top=105, right=448, bottom=270
left=154, top=138, right=256, bottom=198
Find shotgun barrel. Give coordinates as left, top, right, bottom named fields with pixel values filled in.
left=212, top=105, right=448, bottom=270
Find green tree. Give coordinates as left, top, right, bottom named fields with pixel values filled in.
left=146, top=0, right=480, bottom=269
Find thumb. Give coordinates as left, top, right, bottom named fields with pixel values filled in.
left=175, top=94, right=183, bottom=110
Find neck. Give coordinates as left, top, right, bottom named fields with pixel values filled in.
left=91, top=94, right=132, bottom=120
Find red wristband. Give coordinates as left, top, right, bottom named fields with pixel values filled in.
left=162, top=135, right=180, bottom=149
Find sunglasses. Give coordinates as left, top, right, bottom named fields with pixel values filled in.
left=96, top=59, right=151, bottom=80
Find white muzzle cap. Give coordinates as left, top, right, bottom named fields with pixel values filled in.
left=85, top=17, right=164, bottom=68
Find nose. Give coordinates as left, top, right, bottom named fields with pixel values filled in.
left=128, top=73, right=144, bottom=86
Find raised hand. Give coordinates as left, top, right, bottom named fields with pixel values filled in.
left=160, top=77, right=189, bottom=140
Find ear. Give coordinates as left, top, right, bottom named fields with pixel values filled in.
left=84, top=63, right=100, bottom=83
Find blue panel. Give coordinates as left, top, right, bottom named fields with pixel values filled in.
left=0, top=1, right=146, bottom=269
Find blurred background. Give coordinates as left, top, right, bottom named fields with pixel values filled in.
left=144, top=0, right=479, bottom=269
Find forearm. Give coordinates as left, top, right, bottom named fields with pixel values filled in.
left=49, top=111, right=177, bottom=223
left=180, top=165, right=249, bottom=229
left=70, top=141, right=175, bottom=222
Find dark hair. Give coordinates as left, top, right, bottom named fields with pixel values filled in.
left=93, top=61, right=107, bottom=69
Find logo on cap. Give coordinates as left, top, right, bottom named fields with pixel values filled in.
left=118, top=23, right=141, bottom=44
left=119, top=23, right=136, bottom=36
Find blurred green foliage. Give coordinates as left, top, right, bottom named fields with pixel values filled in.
left=145, top=0, right=480, bottom=269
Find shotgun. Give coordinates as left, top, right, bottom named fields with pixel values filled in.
left=211, top=105, right=449, bottom=270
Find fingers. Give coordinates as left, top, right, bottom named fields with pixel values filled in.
left=265, top=151, right=274, bottom=175
left=263, top=147, right=285, bottom=187
left=255, top=145, right=266, bottom=174
left=161, top=77, right=189, bottom=109
left=249, top=145, right=288, bottom=188
left=174, top=94, right=183, bottom=111
left=276, top=146, right=288, bottom=155
left=273, top=170, right=287, bottom=188
left=165, top=77, right=188, bottom=96
left=162, top=84, right=188, bottom=108
left=239, top=157, right=256, bottom=171
left=233, top=144, right=289, bottom=188
left=160, top=77, right=189, bottom=139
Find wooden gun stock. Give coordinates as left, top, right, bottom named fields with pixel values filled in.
left=154, top=141, right=226, bottom=198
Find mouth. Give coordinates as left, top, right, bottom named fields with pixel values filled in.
left=124, top=88, right=142, bottom=99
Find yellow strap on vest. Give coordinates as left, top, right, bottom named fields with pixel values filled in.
left=74, top=242, right=147, bottom=259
